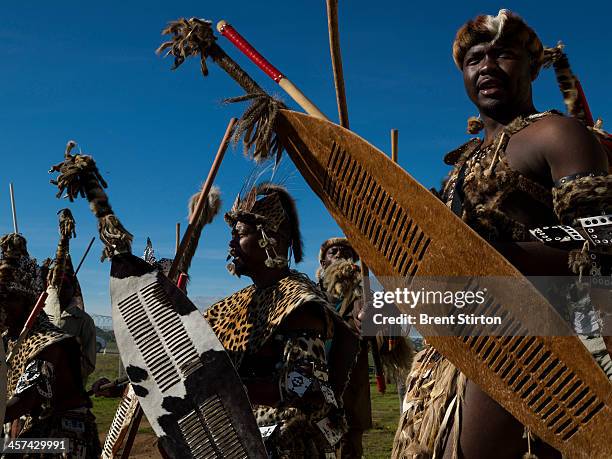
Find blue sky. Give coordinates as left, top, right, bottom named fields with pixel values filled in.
left=1, top=1, right=610, bottom=315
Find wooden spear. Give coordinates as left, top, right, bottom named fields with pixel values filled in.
left=175, top=222, right=180, bottom=255
left=326, top=0, right=349, bottom=128
left=217, top=21, right=327, bottom=121
left=219, top=14, right=390, bottom=393
left=324, top=1, right=386, bottom=394
left=167, top=117, right=236, bottom=282
left=391, top=129, right=399, bottom=163
left=388, top=129, right=399, bottom=351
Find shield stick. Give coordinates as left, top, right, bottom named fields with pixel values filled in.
left=168, top=117, right=236, bottom=281
left=326, top=0, right=349, bottom=128
left=175, top=222, right=180, bottom=255
left=324, top=1, right=386, bottom=393
left=217, top=20, right=328, bottom=121
left=9, top=183, right=18, bottom=234
left=388, top=129, right=400, bottom=351
left=391, top=129, right=399, bottom=163
left=74, top=236, right=95, bottom=277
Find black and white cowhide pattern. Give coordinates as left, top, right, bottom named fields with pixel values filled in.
left=110, top=253, right=266, bottom=458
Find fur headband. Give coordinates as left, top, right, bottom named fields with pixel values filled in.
left=318, top=237, right=359, bottom=263
left=452, top=9, right=543, bottom=72
left=225, top=183, right=303, bottom=263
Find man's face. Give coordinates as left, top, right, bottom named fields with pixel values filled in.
left=228, top=221, right=268, bottom=277
left=322, top=244, right=356, bottom=269
left=462, top=41, right=535, bottom=117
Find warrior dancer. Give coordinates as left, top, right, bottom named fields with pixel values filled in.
left=317, top=237, right=413, bottom=458
left=393, top=10, right=611, bottom=459
left=317, top=237, right=370, bottom=458
left=1, top=233, right=101, bottom=458
left=204, top=184, right=359, bottom=458
left=44, top=209, right=97, bottom=385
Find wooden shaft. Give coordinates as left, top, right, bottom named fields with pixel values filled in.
left=119, top=406, right=143, bottom=459
left=9, top=183, right=18, bottom=234
left=217, top=20, right=328, bottom=121
left=175, top=223, right=180, bottom=255
left=326, top=0, right=349, bottom=128
left=391, top=129, right=398, bottom=163
left=388, top=129, right=400, bottom=350
left=74, top=236, right=95, bottom=277
left=325, top=1, right=384, bottom=392
left=277, top=78, right=328, bottom=120
left=168, top=118, right=236, bottom=281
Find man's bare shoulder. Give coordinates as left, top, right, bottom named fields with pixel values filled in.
left=519, top=113, right=607, bottom=180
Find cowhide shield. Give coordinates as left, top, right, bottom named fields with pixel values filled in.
left=0, top=338, right=6, bottom=425
left=276, top=109, right=612, bottom=458
left=110, top=253, right=267, bottom=459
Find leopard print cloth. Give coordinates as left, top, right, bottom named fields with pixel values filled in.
left=6, top=313, right=71, bottom=435
left=6, top=313, right=68, bottom=398
left=205, top=272, right=333, bottom=365
left=205, top=272, right=358, bottom=458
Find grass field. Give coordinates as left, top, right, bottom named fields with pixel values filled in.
left=91, top=353, right=402, bottom=456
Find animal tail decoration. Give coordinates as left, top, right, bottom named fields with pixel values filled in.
left=157, top=18, right=286, bottom=162
left=543, top=43, right=612, bottom=162
left=49, top=140, right=133, bottom=260
left=48, top=208, right=76, bottom=289
left=174, top=184, right=222, bottom=279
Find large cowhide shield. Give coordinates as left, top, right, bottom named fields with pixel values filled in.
left=276, top=110, right=612, bottom=458
left=110, top=253, right=266, bottom=458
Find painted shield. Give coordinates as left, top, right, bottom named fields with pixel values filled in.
left=276, top=109, right=612, bottom=458
left=110, top=253, right=267, bottom=458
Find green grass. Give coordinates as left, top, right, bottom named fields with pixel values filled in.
left=363, top=378, right=401, bottom=458
left=91, top=354, right=402, bottom=454
left=89, top=352, right=123, bottom=385
left=90, top=352, right=157, bottom=439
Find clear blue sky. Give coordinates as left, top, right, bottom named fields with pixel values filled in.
left=1, top=1, right=610, bottom=315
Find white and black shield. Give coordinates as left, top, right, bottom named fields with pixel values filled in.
left=110, top=253, right=266, bottom=458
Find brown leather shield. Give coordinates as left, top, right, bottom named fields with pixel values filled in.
left=276, top=109, right=612, bottom=458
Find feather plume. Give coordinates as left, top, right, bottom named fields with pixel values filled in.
left=157, top=17, right=286, bottom=163
left=255, top=184, right=302, bottom=262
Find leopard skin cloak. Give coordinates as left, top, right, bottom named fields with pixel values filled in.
left=205, top=271, right=359, bottom=398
